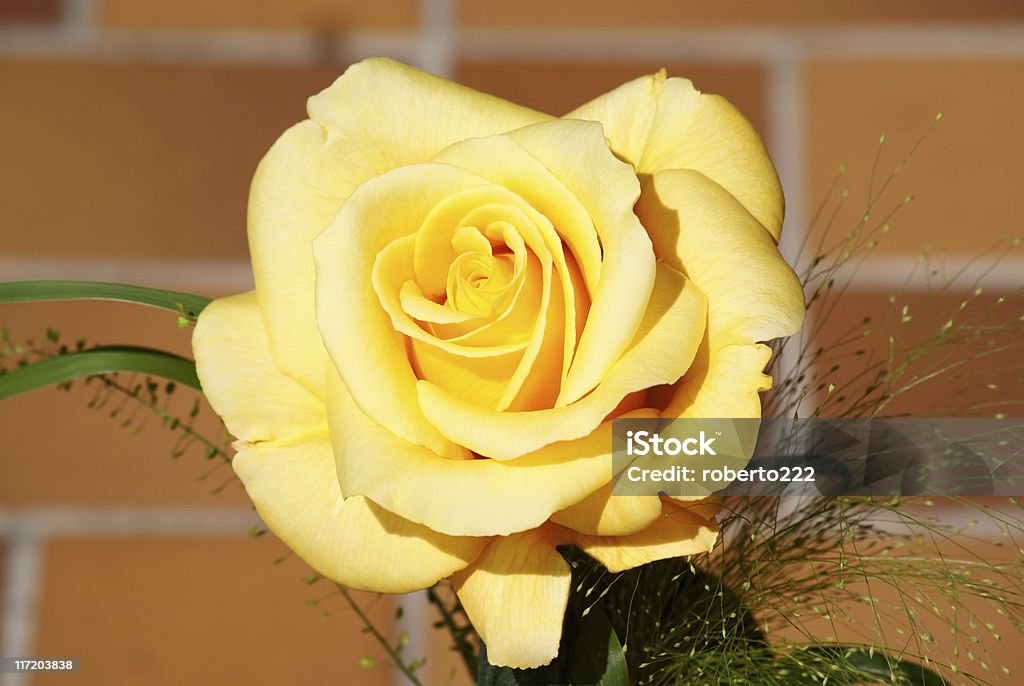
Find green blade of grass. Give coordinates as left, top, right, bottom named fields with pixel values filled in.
left=0, top=346, right=200, bottom=400
left=0, top=280, right=211, bottom=317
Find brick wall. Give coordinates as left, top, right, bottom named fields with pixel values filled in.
left=1, top=1, right=1022, bottom=684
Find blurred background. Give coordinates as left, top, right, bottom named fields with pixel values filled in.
left=1, top=1, right=1023, bottom=684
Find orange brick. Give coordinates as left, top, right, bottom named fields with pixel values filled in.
left=461, top=0, right=1024, bottom=28
left=99, top=0, right=416, bottom=31
left=0, top=0, right=60, bottom=23
left=799, top=291, right=1024, bottom=419
left=33, top=537, right=398, bottom=685
left=456, top=61, right=767, bottom=136
left=805, top=60, right=1024, bottom=257
left=0, top=299, right=250, bottom=505
left=0, top=59, right=348, bottom=259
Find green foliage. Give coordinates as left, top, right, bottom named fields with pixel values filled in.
left=0, top=328, right=231, bottom=465
left=0, top=345, right=200, bottom=400
left=548, top=495, right=1022, bottom=685
left=0, top=280, right=210, bottom=321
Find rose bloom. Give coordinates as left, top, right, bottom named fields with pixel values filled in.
left=192, top=58, right=804, bottom=668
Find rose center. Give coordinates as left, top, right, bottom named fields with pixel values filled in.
left=441, top=222, right=525, bottom=319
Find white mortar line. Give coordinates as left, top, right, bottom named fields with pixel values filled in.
left=837, top=255, right=1024, bottom=293
left=1, top=252, right=1020, bottom=301
left=0, top=257, right=254, bottom=294
left=407, top=1, right=459, bottom=681
left=341, top=31, right=420, bottom=64
left=458, top=25, right=1024, bottom=62
left=395, top=591, right=432, bottom=685
left=766, top=46, right=807, bottom=280
left=0, top=507, right=261, bottom=537
left=0, top=27, right=417, bottom=65
left=802, top=23, right=1024, bottom=58
left=3, top=24, right=1024, bottom=65
left=416, top=0, right=455, bottom=77
left=400, top=4, right=457, bottom=679
left=459, top=27, right=788, bottom=62
left=764, top=39, right=811, bottom=504
left=58, top=0, right=96, bottom=39
left=0, top=533, right=42, bottom=686
left=764, top=40, right=813, bottom=421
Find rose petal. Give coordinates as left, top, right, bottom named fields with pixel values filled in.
left=192, top=291, right=486, bottom=593
left=193, top=292, right=325, bottom=443
left=576, top=502, right=718, bottom=573
left=662, top=340, right=774, bottom=419
left=235, top=442, right=488, bottom=594
left=417, top=263, right=706, bottom=459
left=637, top=169, right=805, bottom=347
left=374, top=204, right=561, bottom=411
left=568, top=70, right=784, bottom=240
left=451, top=528, right=570, bottom=669
left=412, top=175, right=580, bottom=394
left=250, top=57, right=547, bottom=394
left=551, top=485, right=663, bottom=536
left=432, top=128, right=603, bottom=295
left=374, top=234, right=531, bottom=357
left=309, top=58, right=548, bottom=165
left=327, top=369, right=661, bottom=537
left=509, top=120, right=658, bottom=405
left=314, top=163, right=495, bottom=459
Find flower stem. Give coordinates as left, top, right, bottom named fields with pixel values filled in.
left=335, top=584, right=424, bottom=686
left=427, top=585, right=478, bottom=681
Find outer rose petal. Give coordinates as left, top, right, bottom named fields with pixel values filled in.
left=551, top=485, right=662, bottom=536
left=193, top=292, right=325, bottom=443
left=662, top=341, right=774, bottom=420
left=636, top=169, right=805, bottom=348
left=327, top=368, right=660, bottom=537
left=235, top=442, right=488, bottom=593
left=250, top=57, right=548, bottom=393
left=451, top=528, right=571, bottom=669
left=192, top=291, right=487, bottom=592
left=576, top=502, right=719, bottom=573
left=567, top=70, right=784, bottom=240
left=418, top=263, right=706, bottom=459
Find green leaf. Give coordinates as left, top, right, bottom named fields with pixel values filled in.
left=0, top=280, right=211, bottom=317
left=798, top=645, right=948, bottom=685
left=566, top=607, right=628, bottom=686
left=0, top=346, right=200, bottom=401
left=477, top=643, right=562, bottom=686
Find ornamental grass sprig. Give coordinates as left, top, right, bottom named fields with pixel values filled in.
left=0, top=326, right=233, bottom=468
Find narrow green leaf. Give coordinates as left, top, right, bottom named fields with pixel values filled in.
left=0, top=346, right=200, bottom=401
left=566, top=607, right=628, bottom=686
left=0, top=280, right=211, bottom=316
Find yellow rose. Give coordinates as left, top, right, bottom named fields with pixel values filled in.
left=192, top=58, right=804, bottom=668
